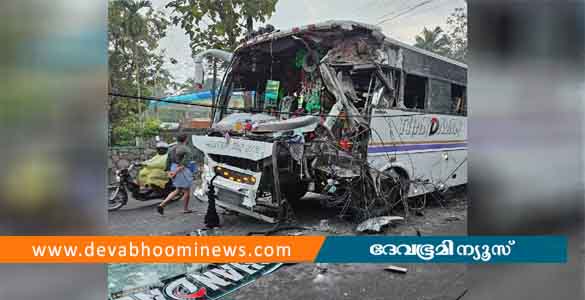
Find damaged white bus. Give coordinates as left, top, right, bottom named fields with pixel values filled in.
left=193, top=20, right=467, bottom=223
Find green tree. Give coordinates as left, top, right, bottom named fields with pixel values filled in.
left=112, top=115, right=162, bottom=146
left=446, top=7, right=467, bottom=63
left=414, top=26, right=451, bottom=57
left=108, top=0, right=173, bottom=146
left=165, top=0, right=278, bottom=54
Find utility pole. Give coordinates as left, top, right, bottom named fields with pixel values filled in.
left=136, top=65, right=143, bottom=147
left=154, top=68, right=160, bottom=119
left=108, top=76, right=112, bottom=147
left=246, top=16, right=253, bottom=34
left=212, top=58, right=217, bottom=109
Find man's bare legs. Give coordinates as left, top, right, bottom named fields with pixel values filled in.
left=182, top=187, right=192, bottom=213
left=156, top=189, right=179, bottom=215
left=156, top=188, right=191, bottom=215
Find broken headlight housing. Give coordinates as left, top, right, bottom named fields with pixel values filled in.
left=214, top=166, right=256, bottom=185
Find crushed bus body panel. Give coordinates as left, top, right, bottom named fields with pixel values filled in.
left=193, top=20, right=467, bottom=223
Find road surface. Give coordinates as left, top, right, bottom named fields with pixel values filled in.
left=108, top=188, right=467, bottom=299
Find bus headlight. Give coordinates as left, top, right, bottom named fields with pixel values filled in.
left=214, top=166, right=256, bottom=185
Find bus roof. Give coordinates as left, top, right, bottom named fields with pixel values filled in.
left=237, top=20, right=467, bottom=70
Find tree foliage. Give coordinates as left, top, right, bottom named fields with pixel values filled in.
left=165, top=0, right=278, bottom=54
left=112, top=115, right=162, bottom=146
left=414, top=26, right=451, bottom=57
left=413, top=7, right=468, bottom=63
left=445, top=7, right=467, bottom=62
left=108, top=0, right=173, bottom=145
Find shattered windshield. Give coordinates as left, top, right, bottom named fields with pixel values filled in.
left=217, top=29, right=392, bottom=129
left=223, top=79, right=258, bottom=115
left=219, top=37, right=336, bottom=122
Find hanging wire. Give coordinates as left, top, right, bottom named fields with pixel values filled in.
left=108, top=92, right=426, bottom=119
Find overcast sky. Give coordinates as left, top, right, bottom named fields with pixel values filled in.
left=150, top=0, right=466, bottom=83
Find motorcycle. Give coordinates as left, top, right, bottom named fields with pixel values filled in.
left=108, top=162, right=183, bottom=211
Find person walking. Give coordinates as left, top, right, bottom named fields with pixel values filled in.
left=157, top=134, right=193, bottom=215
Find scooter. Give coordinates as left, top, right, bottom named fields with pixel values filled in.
left=108, top=162, right=183, bottom=211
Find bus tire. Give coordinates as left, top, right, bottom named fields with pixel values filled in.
left=383, top=167, right=410, bottom=214
left=282, top=181, right=308, bottom=205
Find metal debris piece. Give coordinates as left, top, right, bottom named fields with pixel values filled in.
left=384, top=265, right=408, bottom=274
left=356, top=216, right=404, bottom=233
left=252, top=115, right=319, bottom=132
left=324, top=36, right=382, bottom=65
left=212, top=112, right=276, bottom=132
left=319, top=219, right=330, bottom=232
left=191, top=228, right=223, bottom=236
left=444, top=215, right=462, bottom=222
left=319, top=64, right=367, bottom=128
left=287, top=231, right=305, bottom=236
left=455, top=288, right=468, bottom=300
left=315, top=263, right=328, bottom=274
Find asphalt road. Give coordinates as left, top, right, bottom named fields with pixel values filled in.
left=108, top=188, right=467, bottom=299
left=108, top=190, right=466, bottom=237
left=232, top=195, right=467, bottom=300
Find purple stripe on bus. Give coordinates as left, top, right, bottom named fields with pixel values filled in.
left=368, top=143, right=468, bottom=153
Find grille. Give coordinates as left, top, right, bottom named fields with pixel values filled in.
left=216, top=188, right=245, bottom=206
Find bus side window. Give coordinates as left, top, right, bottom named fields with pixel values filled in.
left=428, top=79, right=452, bottom=114
left=451, top=84, right=467, bottom=115
left=372, top=70, right=400, bottom=109
left=404, top=74, right=427, bottom=110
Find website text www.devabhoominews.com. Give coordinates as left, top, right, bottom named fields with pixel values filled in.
left=31, top=241, right=291, bottom=259
left=0, top=236, right=324, bottom=263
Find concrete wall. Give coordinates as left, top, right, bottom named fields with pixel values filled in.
left=108, top=132, right=207, bottom=183
left=108, top=147, right=154, bottom=183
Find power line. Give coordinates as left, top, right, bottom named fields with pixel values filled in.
left=377, top=0, right=434, bottom=25
left=108, top=92, right=426, bottom=119
left=377, top=0, right=420, bottom=20
left=398, top=0, right=447, bottom=18
left=377, top=0, right=435, bottom=25
left=395, top=0, right=456, bottom=20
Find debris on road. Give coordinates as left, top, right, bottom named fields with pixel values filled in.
left=190, top=228, right=223, bottom=236
left=248, top=225, right=311, bottom=236
left=444, top=215, right=462, bottom=222
left=384, top=265, right=408, bottom=274
left=312, top=263, right=330, bottom=284
left=287, top=231, right=305, bottom=236
left=310, top=219, right=340, bottom=234
left=356, top=216, right=404, bottom=233
left=455, top=288, right=468, bottom=300
left=316, top=263, right=328, bottom=274
left=319, top=219, right=330, bottom=231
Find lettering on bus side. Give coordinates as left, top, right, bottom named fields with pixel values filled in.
left=394, top=117, right=464, bottom=137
